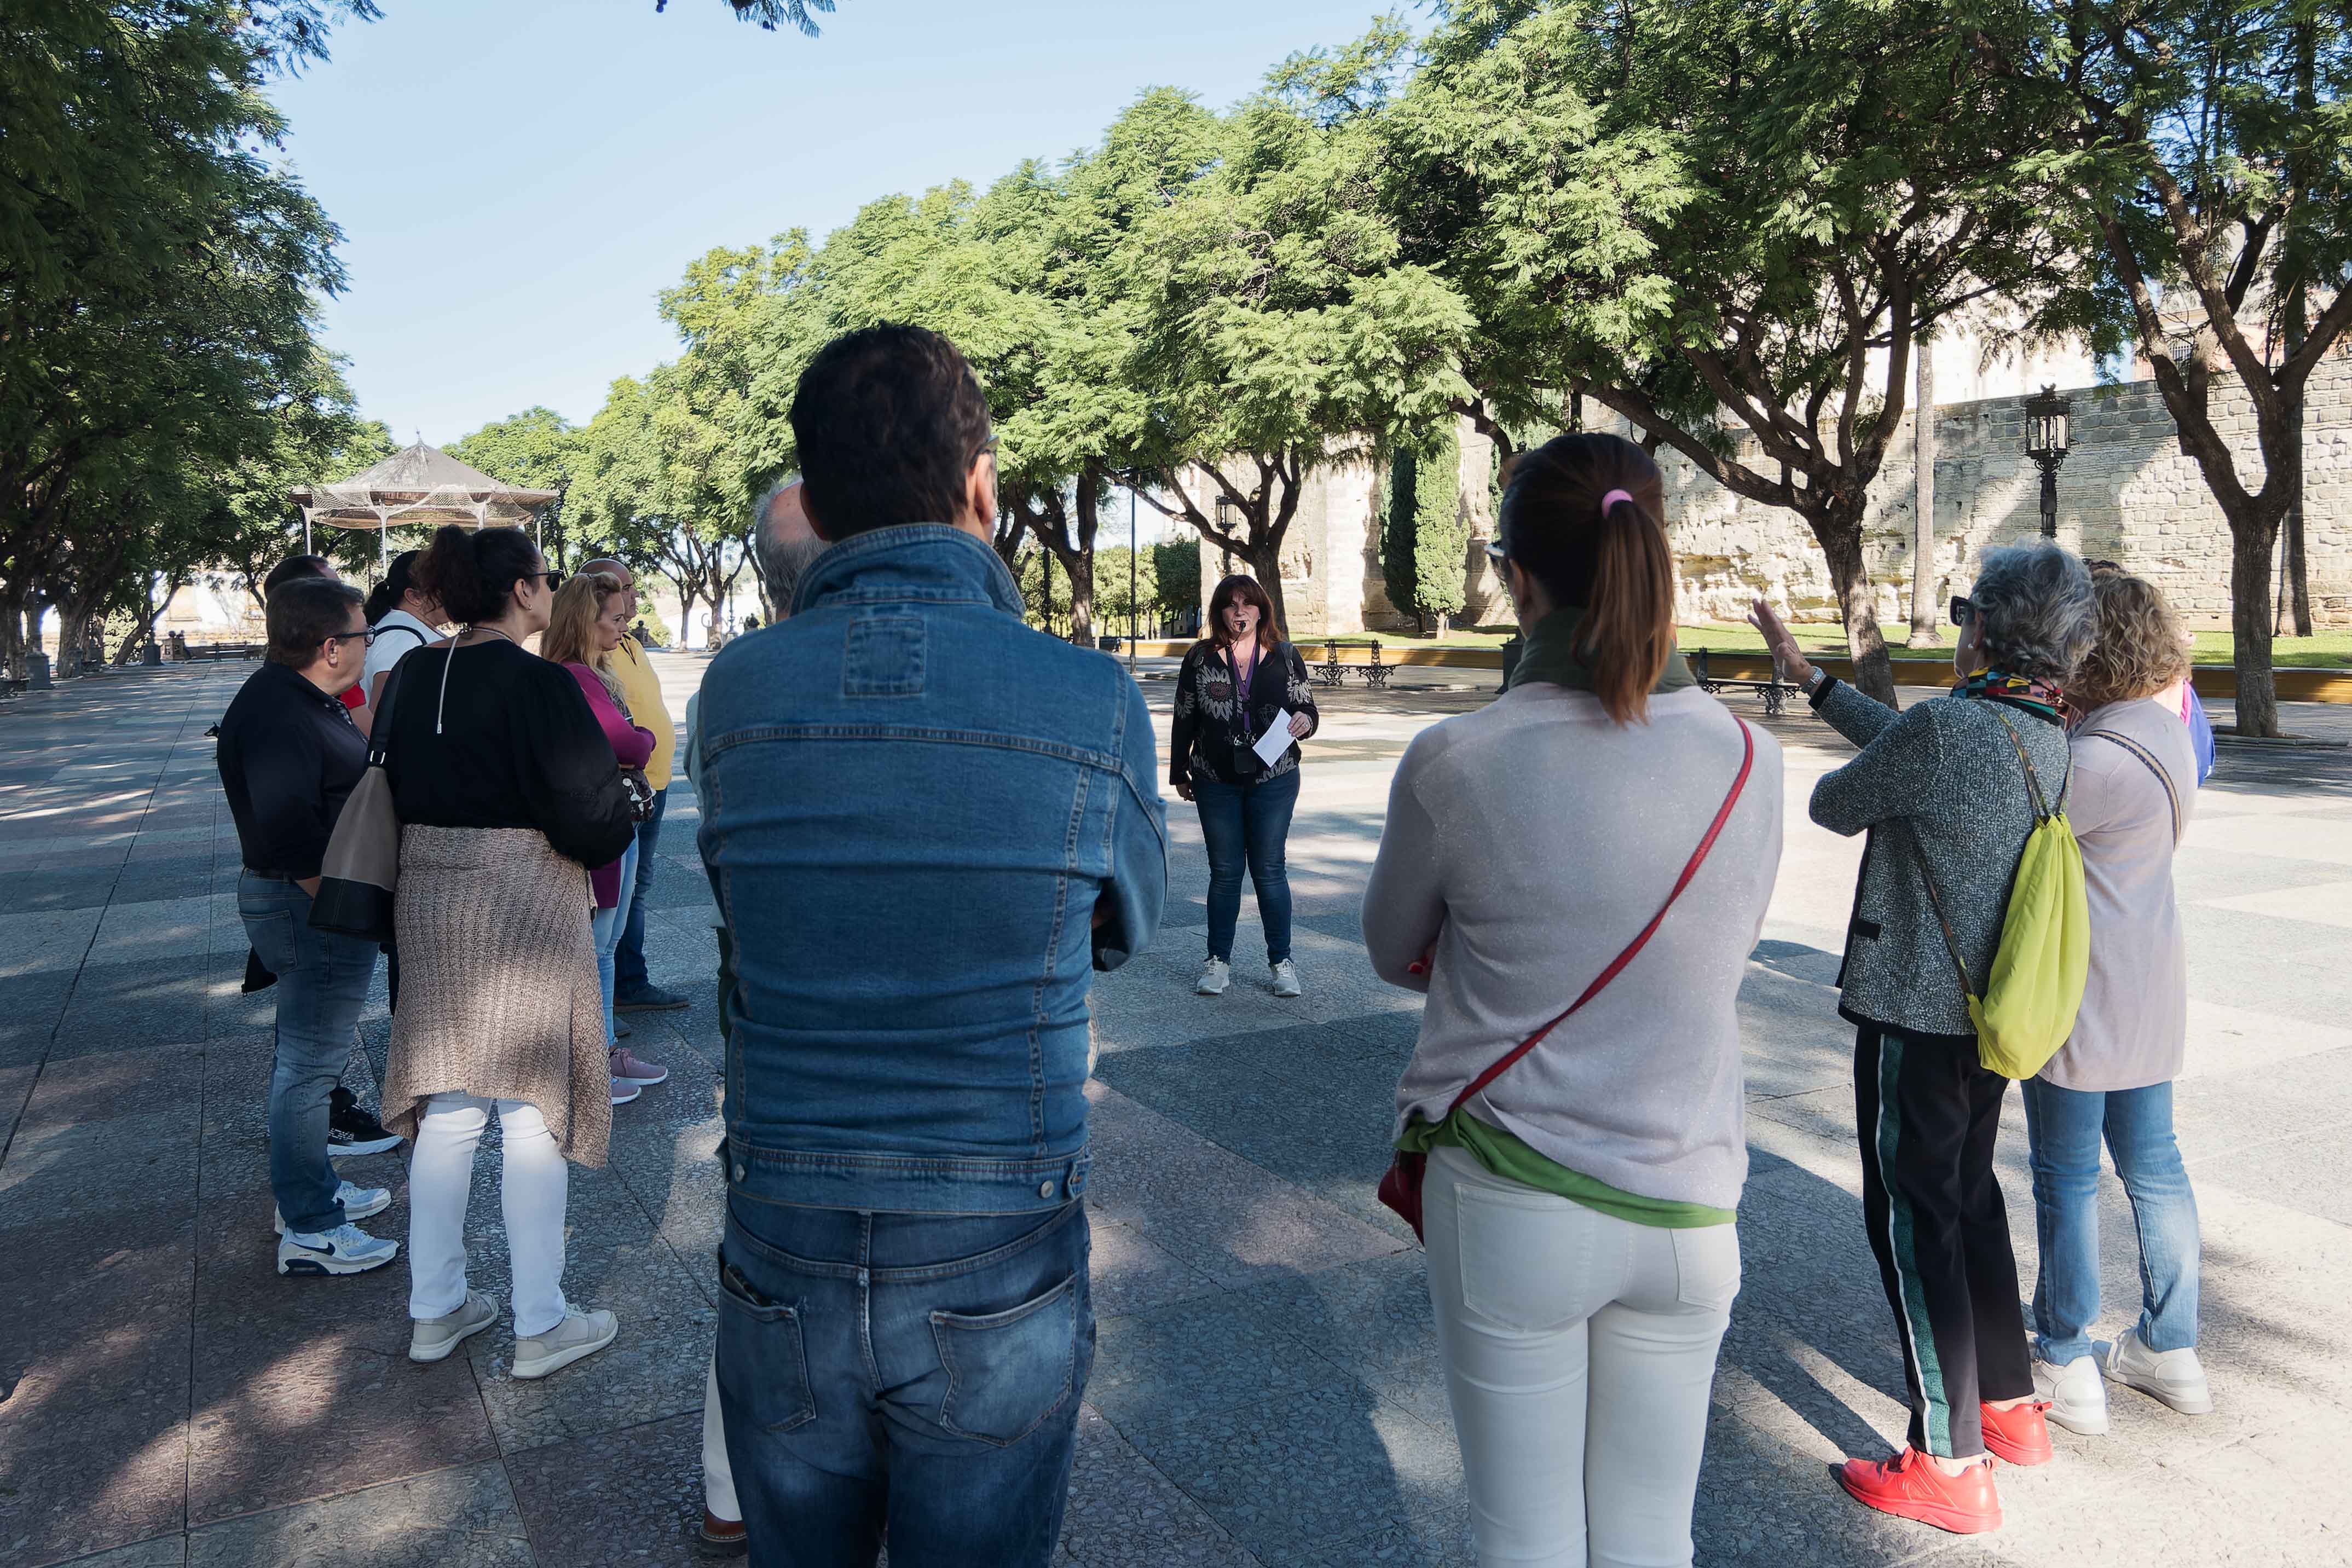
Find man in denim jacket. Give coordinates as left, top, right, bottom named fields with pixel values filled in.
left=696, top=324, right=1166, bottom=1565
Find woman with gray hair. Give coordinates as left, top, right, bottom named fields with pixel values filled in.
left=1752, top=541, right=2095, bottom=1535
left=2025, top=571, right=2207, bottom=1439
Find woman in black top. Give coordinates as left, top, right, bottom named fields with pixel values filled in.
left=379, top=524, right=636, bottom=1381
left=1169, top=575, right=1319, bottom=1000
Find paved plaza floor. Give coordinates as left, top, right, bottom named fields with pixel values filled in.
left=2, top=652, right=2348, bottom=1567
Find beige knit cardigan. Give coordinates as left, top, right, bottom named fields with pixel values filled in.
left=382, top=824, right=612, bottom=1165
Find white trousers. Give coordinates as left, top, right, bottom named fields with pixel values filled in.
left=702, top=1353, right=739, bottom=1521
left=407, top=1092, right=570, bottom=1337
left=1423, top=1145, right=1740, bottom=1568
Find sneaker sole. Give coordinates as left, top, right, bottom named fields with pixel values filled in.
left=615, top=1068, right=670, bottom=1085
left=610, top=1091, right=640, bottom=1106
left=329, top=1135, right=403, bottom=1158
left=1835, top=1471, right=2001, bottom=1535
left=512, top=1321, right=620, bottom=1380
left=1982, top=1433, right=2053, bottom=1466
left=2044, top=1402, right=2110, bottom=1436
left=276, top=1242, right=398, bottom=1277
left=1272, top=986, right=1302, bottom=998
left=615, top=997, right=689, bottom=1012
left=409, top=1313, right=497, bottom=1364
left=271, top=1189, right=393, bottom=1237
left=2108, top=1370, right=2214, bottom=1415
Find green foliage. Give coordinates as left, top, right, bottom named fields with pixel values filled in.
left=1150, top=537, right=1201, bottom=622
left=449, top=408, right=585, bottom=563
left=1413, top=423, right=1467, bottom=625
left=1380, top=449, right=1417, bottom=624
left=656, top=0, right=836, bottom=35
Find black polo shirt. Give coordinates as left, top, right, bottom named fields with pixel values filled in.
left=216, top=659, right=368, bottom=880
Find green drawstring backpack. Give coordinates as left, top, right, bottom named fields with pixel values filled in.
left=1912, top=708, right=2090, bottom=1080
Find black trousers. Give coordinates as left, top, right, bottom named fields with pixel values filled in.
left=1853, top=1024, right=2033, bottom=1459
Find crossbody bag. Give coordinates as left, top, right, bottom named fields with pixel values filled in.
left=1377, top=718, right=1756, bottom=1242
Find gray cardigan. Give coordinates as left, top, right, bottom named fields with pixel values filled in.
left=1809, top=679, right=2074, bottom=1041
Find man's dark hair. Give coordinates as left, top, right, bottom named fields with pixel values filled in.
left=262, top=553, right=334, bottom=601
left=789, top=323, right=992, bottom=539
left=265, top=577, right=363, bottom=667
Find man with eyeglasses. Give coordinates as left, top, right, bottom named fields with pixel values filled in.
left=215, top=575, right=400, bottom=1277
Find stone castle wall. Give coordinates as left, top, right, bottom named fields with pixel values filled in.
left=1200, top=359, right=2351, bottom=634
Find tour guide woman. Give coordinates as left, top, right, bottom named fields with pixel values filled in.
left=1752, top=541, right=2095, bottom=1535
left=1366, top=433, right=1784, bottom=1568
left=1169, top=574, right=1318, bottom=999
left=380, top=524, right=639, bottom=1381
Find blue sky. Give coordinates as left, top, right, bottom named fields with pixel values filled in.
left=268, top=0, right=1403, bottom=447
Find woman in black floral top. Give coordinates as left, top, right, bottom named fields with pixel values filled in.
left=1169, top=575, right=1320, bottom=999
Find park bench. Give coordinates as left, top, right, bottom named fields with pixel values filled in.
left=1319, top=638, right=1392, bottom=690
left=175, top=639, right=262, bottom=663
left=1689, top=647, right=1798, bottom=717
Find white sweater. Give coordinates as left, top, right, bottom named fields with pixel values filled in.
left=1364, top=684, right=1783, bottom=1211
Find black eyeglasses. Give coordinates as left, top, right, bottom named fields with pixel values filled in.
left=970, top=435, right=999, bottom=466
left=1485, top=541, right=1509, bottom=568
left=1949, top=596, right=1975, bottom=628
left=527, top=570, right=567, bottom=591
left=323, top=628, right=378, bottom=649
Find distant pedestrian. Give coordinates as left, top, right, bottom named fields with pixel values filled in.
left=577, top=557, right=689, bottom=1020
left=542, top=570, right=669, bottom=1103
left=697, top=323, right=1165, bottom=1566
left=1367, top=434, right=1781, bottom=1568
left=214, top=575, right=397, bottom=1276
left=1753, top=541, right=2095, bottom=1534
left=1169, top=575, right=1317, bottom=999
left=379, top=524, right=637, bottom=1379
left=2026, top=571, right=2209, bottom=1434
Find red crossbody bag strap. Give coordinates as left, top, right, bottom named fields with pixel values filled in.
left=1441, top=716, right=1756, bottom=1121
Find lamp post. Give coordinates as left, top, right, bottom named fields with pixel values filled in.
left=2023, top=384, right=2071, bottom=540
left=1215, top=496, right=1240, bottom=580
left=1128, top=483, right=1137, bottom=671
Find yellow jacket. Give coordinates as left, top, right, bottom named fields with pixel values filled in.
left=609, top=635, right=676, bottom=789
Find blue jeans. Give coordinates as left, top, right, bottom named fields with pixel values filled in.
left=593, top=835, right=641, bottom=1050
left=2022, top=1077, right=2201, bottom=1365
left=1193, top=767, right=1299, bottom=965
left=240, top=872, right=379, bottom=1234
left=613, top=786, right=666, bottom=997
left=715, top=1197, right=1093, bottom=1567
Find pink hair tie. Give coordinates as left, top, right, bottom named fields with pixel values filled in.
left=1601, top=488, right=1636, bottom=513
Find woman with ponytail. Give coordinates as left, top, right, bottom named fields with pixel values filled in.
left=1363, top=433, right=1783, bottom=1567
left=378, top=525, right=638, bottom=1381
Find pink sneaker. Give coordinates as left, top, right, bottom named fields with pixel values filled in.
left=609, top=1046, right=669, bottom=1085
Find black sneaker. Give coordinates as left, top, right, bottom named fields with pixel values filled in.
left=614, top=983, right=689, bottom=1013
left=327, top=1086, right=403, bottom=1158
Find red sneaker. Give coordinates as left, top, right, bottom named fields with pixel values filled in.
left=1837, top=1447, right=2002, bottom=1534
left=1980, top=1399, right=2055, bottom=1466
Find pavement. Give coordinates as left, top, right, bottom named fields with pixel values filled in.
left=2, top=651, right=2349, bottom=1568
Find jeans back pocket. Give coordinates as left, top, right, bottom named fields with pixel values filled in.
left=929, top=1272, right=1079, bottom=1447
left=715, top=1252, right=817, bottom=1433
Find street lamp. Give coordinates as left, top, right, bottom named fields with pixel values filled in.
left=1215, top=495, right=1240, bottom=578
left=2023, top=384, right=2071, bottom=539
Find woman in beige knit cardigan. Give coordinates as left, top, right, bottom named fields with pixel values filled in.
left=378, top=525, right=638, bottom=1379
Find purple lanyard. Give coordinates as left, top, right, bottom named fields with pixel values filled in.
left=1229, top=644, right=1260, bottom=711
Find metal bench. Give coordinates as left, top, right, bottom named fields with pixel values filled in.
left=1690, top=648, right=1797, bottom=717
left=1320, top=639, right=1392, bottom=689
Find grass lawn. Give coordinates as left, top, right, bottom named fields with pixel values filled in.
left=1350, top=623, right=2351, bottom=668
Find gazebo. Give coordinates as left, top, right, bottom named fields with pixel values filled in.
left=288, top=441, right=560, bottom=560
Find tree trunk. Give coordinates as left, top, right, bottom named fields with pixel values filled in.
left=1909, top=350, right=1939, bottom=644
left=0, top=593, right=23, bottom=682
left=2230, top=510, right=2281, bottom=738
left=1247, top=544, right=1292, bottom=637
left=1813, top=511, right=1897, bottom=707
left=54, top=607, right=89, bottom=678
left=1049, top=545, right=1095, bottom=644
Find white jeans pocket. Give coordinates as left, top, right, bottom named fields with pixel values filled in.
left=1453, top=1174, right=1606, bottom=1334
left=1669, top=1223, right=1742, bottom=1315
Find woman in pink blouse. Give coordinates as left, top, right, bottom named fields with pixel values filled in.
left=543, top=572, right=669, bottom=1103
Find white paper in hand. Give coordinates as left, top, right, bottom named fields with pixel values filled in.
left=1252, top=709, right=1295, bottom=770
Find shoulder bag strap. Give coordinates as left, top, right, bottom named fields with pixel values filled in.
left=1989, top=705, right=2065, bottom=819
left=366, top=660, right=406, bottom=769
left=1905, top=819, right=1977, bottom=1001
left=1444, top=718, right=1757, bottom=1119
left=2087, top=729, right=2182, bottom=844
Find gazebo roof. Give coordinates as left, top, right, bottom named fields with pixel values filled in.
left=290, top=442, right=560, bottom=531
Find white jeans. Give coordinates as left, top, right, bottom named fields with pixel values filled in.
left=1423, top=1145, right=1740, bottom=1568
left=408, top=1092, right=570, bottom=1337
left=702, top=1353, right=739, bottom=1521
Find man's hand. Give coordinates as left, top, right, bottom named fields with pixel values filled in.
left=297, top=876, right=321, bottom=898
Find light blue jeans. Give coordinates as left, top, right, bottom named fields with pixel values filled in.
left=2022, top=1077, right=2201, bottom=1366
left=592, top=836, right=640, bottom=1051
left=241, top=872, right=379, bottom=1234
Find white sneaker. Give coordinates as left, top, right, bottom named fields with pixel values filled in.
left=409, top=1290, right=499, bottom=1363
left=2097, top=1327, right=2212, bottom=1415
left=512, top=1304, right=620, bottom=1380
left=610, top=1076, right=640, bottom=1106
left=276, top=1222, right=399, bottom=1276
left=2033, top=1353, right=2110, bottom=1435
left=1196, top=958, right=1231, bottom=996
left=1270, top=959, right=1303, bottom=998
left=272, top=1180, right=391, bottom=1237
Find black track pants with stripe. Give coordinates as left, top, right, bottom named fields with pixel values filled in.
left=1853, top=1025, right=2033, bottom=1460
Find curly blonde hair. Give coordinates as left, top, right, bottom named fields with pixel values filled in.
left=541, top=571, right=626, bottom=682
left=2071, top=572, right=2191, bottom=709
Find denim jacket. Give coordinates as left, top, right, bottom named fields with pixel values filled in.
left=696, top=525, right=1168, bottom=1214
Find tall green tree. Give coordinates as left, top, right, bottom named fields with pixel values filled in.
left=1412, top=423, right=1469, bottom=634
left=1385, top=0, right=2078, bottom=703
left=1982, top=0, right=2352, bottom=736
left=449, top=407, right=585, bottom=565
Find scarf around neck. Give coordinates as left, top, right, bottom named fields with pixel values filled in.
left=1953, top=666, right=2065, bottom=722
left=1505, top=606, right=1698, bottom=699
